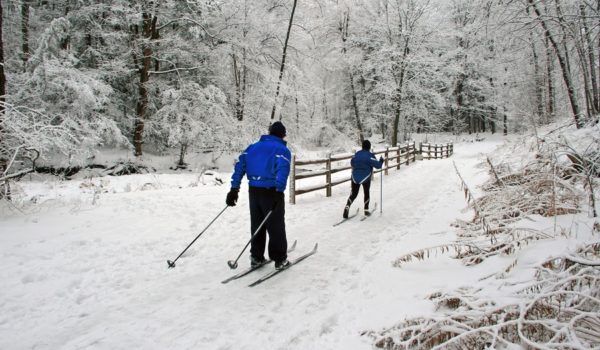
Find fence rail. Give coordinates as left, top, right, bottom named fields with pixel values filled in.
left=289, top=141, right=453, bottom=204
left=420, top=142, right=454, bottom=159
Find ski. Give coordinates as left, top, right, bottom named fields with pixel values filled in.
left=221, top=240, right=297, bottom=284
left=360, top=202, right=378, bottom=221
left=333, top=208, right=360, bottom=227
left=248, top=243, right=318, bottom=287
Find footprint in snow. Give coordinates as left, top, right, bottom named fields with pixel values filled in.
left=21, top=273, right=47, bottom=284
left=320, top=314, right=339, bottom=335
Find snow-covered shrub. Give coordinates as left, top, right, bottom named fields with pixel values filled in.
left=153, top=83, right=235, bottom=167
left=307, top=124, right=353, bottom=152
left=370, top=243, right=600, bottom=349
left=375, top=123, right=600, bottom=349
left=2, top=18, right=127, bottom=177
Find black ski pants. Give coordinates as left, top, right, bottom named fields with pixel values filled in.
left=346, top=178, right=372, bottom=209
left=248, top=187, right=287, bottom=263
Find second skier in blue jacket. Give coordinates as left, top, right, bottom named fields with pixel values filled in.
left=343, top=139, right=383, bottom=218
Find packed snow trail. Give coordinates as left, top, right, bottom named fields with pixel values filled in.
left=0, top=138, right=503, bottom=350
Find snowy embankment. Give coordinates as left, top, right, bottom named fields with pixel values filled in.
left=0, top=135, right=595, bottom=349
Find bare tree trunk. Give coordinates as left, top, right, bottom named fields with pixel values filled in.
left=21, top=0, right=30, bottom=66
left=449, top=107, right=456, bottom=135
left=0, top=0, right=6, bottom=178
left=349, top=74, right=364, bottom=144
left=571, top=3, right=594, bottom=117
left=232, top=1, right=248, bottom=122
left=392, top=104, right=401, bottom=145
left=455, top=72, right=466, bottom=133
left=231, top=50, right=247, bottom=122
left=490, top=107, right=496, bottom=134
left=340, top=11, right=364, bottom=144
left=309, top=95, right=315, bottom=128
left=322, top=80, right=328, bottom=121
left=0, top=0, right=5, bottom=124
left=232, top=52, right=243, bottom=121
left=529, top=0, right=583, bottom=128
left=295, top=88, right=299, bottom=133
left=241, top=46, right=247, bottom=120
left=469, top=113, right=474, bottom=134
left=503, top=107, right=508, bottom=136
left=576, top=41, right=594, bottom=118
left=278, top=95, right=288, bottom=121
left=241, top=3, right=248, bottom=122
left=598, top=0, right=600, bottom=117
left=177, top=143, right=188, bottom=168
left=545, top=35, right=556, bottom=120
left=525, top=4, right=543, bottom=122
left=529, top=23, right=545, bottom=122
left=391, top=45, right=409, bottom=146
left=134, top=12, right=158, bottom=157
left=580, top=4, right=599, bottom=113
left=270, top=0, right=297, bottom=120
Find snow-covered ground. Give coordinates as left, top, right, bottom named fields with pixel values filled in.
left=0, top=135, right=594, bottom=350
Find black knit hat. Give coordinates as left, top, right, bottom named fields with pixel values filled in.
left=269, top=121, right=287, bottom=139
left=362, top=139, right=371, bottom=150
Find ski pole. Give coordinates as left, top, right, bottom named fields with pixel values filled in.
left=380, top=166, right=383, bottom=214
left=167, top=205, right=229, bottom=269
left=227, top=210, right=273, bottom=269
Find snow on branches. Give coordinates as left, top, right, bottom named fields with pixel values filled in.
left=370, top=242, right=600, bottom=350
left=374, top=125, right=600, bottom=349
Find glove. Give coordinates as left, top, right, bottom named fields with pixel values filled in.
left=226, top=188, right=239, bottom=206
left=379, top=156, right=384, bottom=163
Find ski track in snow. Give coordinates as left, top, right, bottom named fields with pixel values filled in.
left=0, top=139, right=504, bottom=350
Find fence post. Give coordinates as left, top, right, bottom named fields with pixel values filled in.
left=326, top=153, right=332, bottom=197
left=406, top=142, right=411, bottom=165
left=396, top=147, right=400, bottom=170
left=384, top=147, right=389, bottom=175
left=290, top=154, right=296, bottom=204
left=450, top=142, right=453, bottom=156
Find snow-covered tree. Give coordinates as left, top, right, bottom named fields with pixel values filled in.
left=154, top=83, right=231, bottom=168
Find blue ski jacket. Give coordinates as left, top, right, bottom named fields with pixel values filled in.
left=231, top=135, right=292, bottom=192
left=351, top=149, right=383, bottom=184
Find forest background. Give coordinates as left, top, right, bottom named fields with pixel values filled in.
left=0, top=0, right=598, bottom=183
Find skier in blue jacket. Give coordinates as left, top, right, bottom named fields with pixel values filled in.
left=226, top=121, right=292, bottom=270
left=343, top=139, right=383, bottom=218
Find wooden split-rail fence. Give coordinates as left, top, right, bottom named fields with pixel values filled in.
left=289, top=141, right=453, bottom=204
